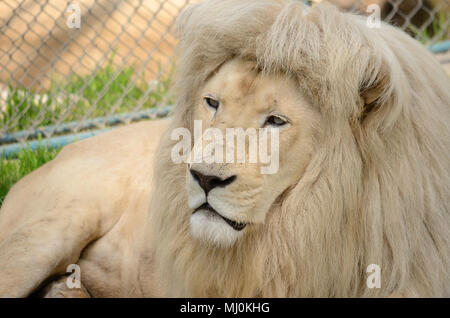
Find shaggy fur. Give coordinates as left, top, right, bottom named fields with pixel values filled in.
left=149, top=0, right=450, bottom=297
left=0, top=0, right=448, bottom=298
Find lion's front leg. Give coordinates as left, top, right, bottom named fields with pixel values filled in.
left=0, top=153, right=124, bottom=297
left=33, top=276, right=91, bottom=298
left=0, top=213, right=97, bottom=298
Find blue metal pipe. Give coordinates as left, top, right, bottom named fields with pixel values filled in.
left=0, top=129, right=112, bottom=158
left=0, top=105, right=172, bottom=144
left=428, top=40, right=450, bottom=53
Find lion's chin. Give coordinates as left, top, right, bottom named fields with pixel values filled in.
left=189, top=209, right=244, bottom=247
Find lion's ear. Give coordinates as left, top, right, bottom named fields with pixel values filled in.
left=358, top=61, right=391, bottom=122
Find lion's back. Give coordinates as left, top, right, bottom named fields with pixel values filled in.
left=0, top=119, right=170, bottom=242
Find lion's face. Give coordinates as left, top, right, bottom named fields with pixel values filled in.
left=185, top=58, right=321, bottom=247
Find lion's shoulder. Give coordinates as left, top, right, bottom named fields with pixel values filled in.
left=0, top=119, right=170, bottom=230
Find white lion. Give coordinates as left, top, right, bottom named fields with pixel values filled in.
left=0, top=0, right=449, bottom=297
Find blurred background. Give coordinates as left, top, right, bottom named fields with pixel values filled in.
left=0, top=0, right=449, bottom=203
left=0, top=0, right=449, bottom=143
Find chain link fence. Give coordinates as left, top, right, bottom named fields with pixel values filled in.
left=0, top=0, right=448, bottom=152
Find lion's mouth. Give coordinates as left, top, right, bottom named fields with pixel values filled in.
left=193, top=203, right=247, bottom=231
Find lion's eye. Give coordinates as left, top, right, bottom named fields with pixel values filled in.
left=264, top=115, right=287, bottom=127
left=204, top=97, right=219, bottom=110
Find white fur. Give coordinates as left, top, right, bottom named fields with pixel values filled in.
left=190, top=210, right=243, bottom=247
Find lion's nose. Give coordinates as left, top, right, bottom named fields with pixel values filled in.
left=190, top=169, right=236, bottom=195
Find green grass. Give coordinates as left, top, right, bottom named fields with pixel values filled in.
left=1, top=55, right=174, bottom=132
left=0, top=54, right=174, bottom=208
left=0, top=144, right=60, bottom=207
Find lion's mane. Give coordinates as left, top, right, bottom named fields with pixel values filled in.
left=149, top=0, right=450, bottom=297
